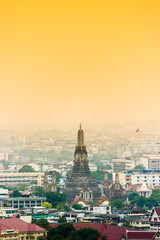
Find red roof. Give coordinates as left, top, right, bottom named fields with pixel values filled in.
left=154, top=207, right=160, bottom=216
left=50, top=223, right=139, bottom=240
left=127, top=231, right=156, bottom=239
left=11, top=212, right=19, bottom=219
left=0, top=218, right=47, bottom=233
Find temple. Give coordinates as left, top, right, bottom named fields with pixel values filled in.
left=63, top=124, right=101, bottom=203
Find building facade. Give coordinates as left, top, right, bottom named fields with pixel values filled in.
left=0, top=173, right=44, bottom=186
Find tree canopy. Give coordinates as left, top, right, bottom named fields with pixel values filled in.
left=9, top=190, right=22, bottom=198
left=110, top=199, right=124, bottom=209
left=18, top=165, right=36, bottom=173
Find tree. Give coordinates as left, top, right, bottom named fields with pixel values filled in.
left=92, top=171, right=112, bottom=181
left=145, top=197, right=158, bottom=209
left=133, top=164, right=145, bottom=170
left=122, top=222, right=132, bottom=228
left=19, top=165, right=35, bottom=173
left=48, top=223, right=75, bottom=240
left=127, top=192, right=139, bottom=201
left=46, top=192, right=66, bottom=208
left=33, top=186, right=45, bottom=197
left=72, top=203, right=83, bottom=210
left=110, top=199, right=124, bottom=209
left=70, top=228, right=100, bottom=240
left=42, top=202, right=52, bottom=209
left=58, top=215, right=67, bottom=223
left=130, top=196, right=146, bottom=209
left=110, top=222, right=118, bottom=226
left=33, top=217, right=49, bottom=230
left=10, top=190, right=22, bottom=198
left=56, top=202, right=70, bottom=212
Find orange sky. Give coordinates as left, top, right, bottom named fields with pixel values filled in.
left=0, top=0, right=160, bottom=127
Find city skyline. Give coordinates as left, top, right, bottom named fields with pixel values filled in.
left=0, top=0, right=160, bottom=128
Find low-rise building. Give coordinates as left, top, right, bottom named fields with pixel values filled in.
left=131, top=171, right=160, bottom=187
left=149, top=207, right=160, bottom=231
left=0, top=218, right=47, bottom=240
left=0, top=207, right=18, bottom=218
left=0, top=197, right=46, bottom=209
left=0, top=172, right=44, bottom=186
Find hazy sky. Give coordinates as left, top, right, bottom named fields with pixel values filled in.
left=0, top=0, right=160, bottom=127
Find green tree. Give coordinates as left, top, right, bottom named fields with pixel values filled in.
left=92, top=171, right=112, bottom=181
left=33, top=217, right=49, bottom=230
left=42, top=202, right=52, bottom=209
left=19, top=165, right=35, bottom=173
left=145, top=197, right=158, bottom=209
left=72, top=203, right=83, bottom=210
left=33, top=186, right=45, bottom=197
left=131, top=196, right=146, bottom=209
left=133, top=164, right=145, bottom=170
left=110, top=222, right=118, bottom=226
left=127, top=192, right=139, bottom=201
left=56, top=202, right=70, bottom=212
left=58, top=215, right=67, bottom=223
left=110, top=199, right=124, bottom=209
left=46, top=192, right=66, bottom=208
left=122, top=222, right=132, bottom=228
left=48, top=223, right=75, bottom=240
left=70, top=228, right=100, bottom=240
left=10, top=190, right=22, bottom=198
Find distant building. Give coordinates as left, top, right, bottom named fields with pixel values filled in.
left=0, top=197, right=46, bottom=209
left=0, top=172, right=44, bottom=186
left=137, top=182, right=152, bottom=197
left=131, top=171, right=160, bottom=187
left=112, top=158, right=135, bottom=173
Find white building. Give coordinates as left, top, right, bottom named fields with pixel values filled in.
left=131, top=171, right=160, bottom=187
left=137, top=182, right=152, bottom=197
left=0, top=188, right=9, bottom=198
left=149, top=207, right=160, bottom=231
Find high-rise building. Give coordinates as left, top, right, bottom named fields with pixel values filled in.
left=63, top=124, right=101, bottom=203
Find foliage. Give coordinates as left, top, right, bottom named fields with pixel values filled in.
left=9, top=190, right=22, bottom=198
left=122, top=222, right=132, bottom=228
left=18, top=165, right=36, bottom=173
left=110, top=199, right=124, bottom=209
left=70, top=228, right=100, bottom=240
left=133, top=164, right=146, bottom=170
left=92, top=170, right=112, bottom=181
left=42, top=202, right=52, bottom=209
left=58, top=215, right=67, bottom=223
left=72, top=203, right=83, bottom=210
left=48, top=171, right=62, bottom=183
left=46, top=192, right=66, bottom=208
left=33, top=186, right=45, bottom=197
left=48, top=223, right=75, bottom=240
left=1, top=160, right=10, bottom=169
left=130, top=196, right=146, bottom=209
left=2, top=203, right=10, bottom=207
left=32, top=218, right=50, bottom=230
left=126, top=192, right=139, bottom=201
left=56, top=202, right=70, bottom=212
left=110, top=222, right=118, bottom=226
left=47, top=223, right=103, bottom=240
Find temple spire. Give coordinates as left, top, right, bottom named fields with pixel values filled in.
left=78, top=123, right=84, bottom=147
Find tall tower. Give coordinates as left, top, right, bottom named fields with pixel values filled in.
left=103, top=169, right=109, bottom=197
left=43, top=171, right=49, bottom=192
left=63, top=124, right=101, bottom=203
left=51, top=171, right=57, bottom=192
left=109, top=172, right=124, bottom=200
